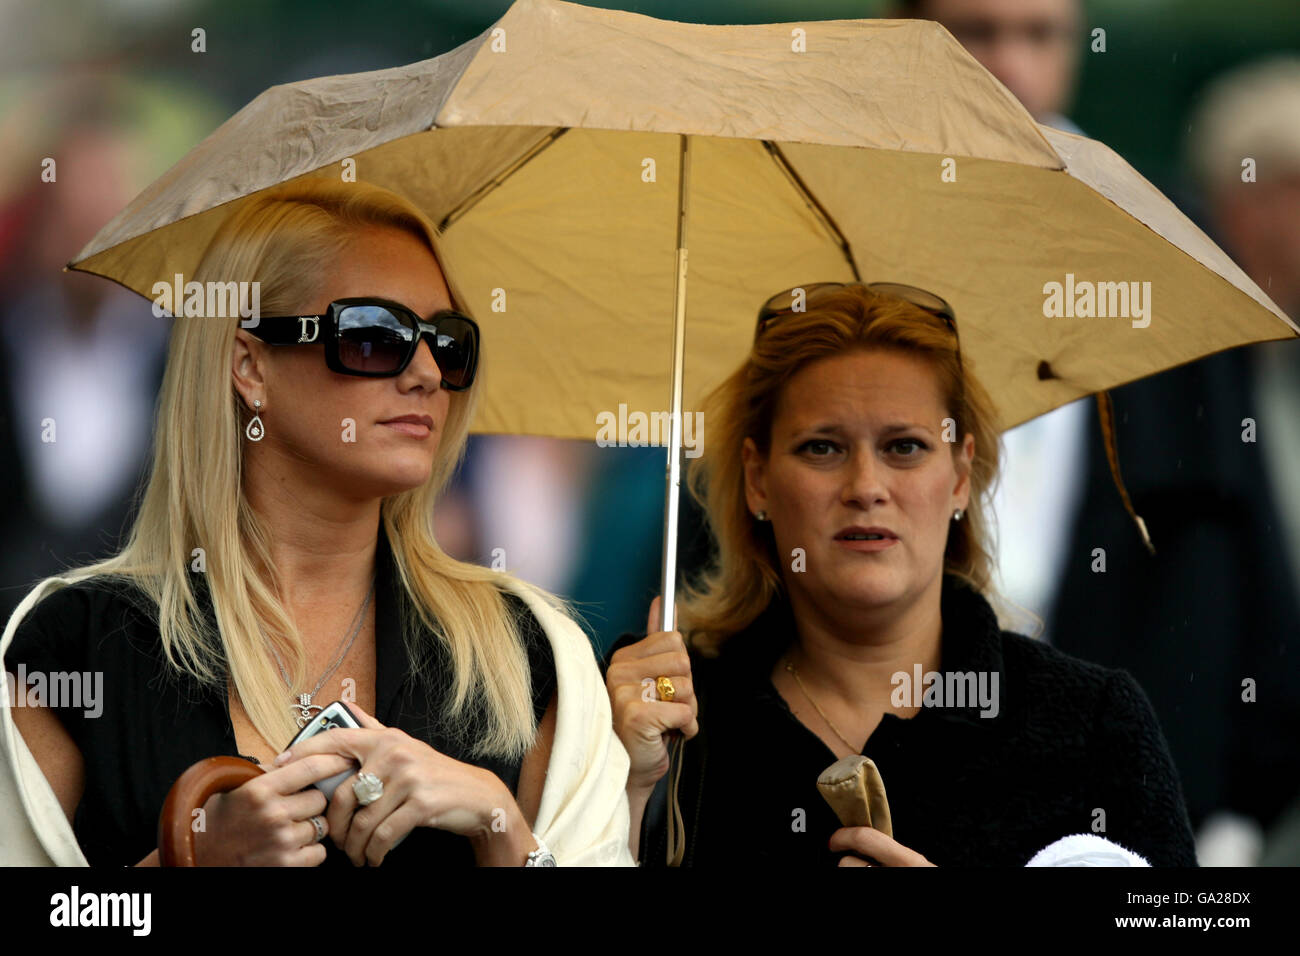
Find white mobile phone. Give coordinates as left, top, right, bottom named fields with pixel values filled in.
left=285, top=700, right=362, bottom=800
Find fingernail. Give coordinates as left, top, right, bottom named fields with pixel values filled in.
left=273, top=750, right=291, bottom=766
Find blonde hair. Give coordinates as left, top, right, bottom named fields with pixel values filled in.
left=43, top=179, right=541, bottom=758
left=680, top=285, right=1003, bottom=655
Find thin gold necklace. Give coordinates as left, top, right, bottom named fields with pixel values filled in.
left=783, top=652, right=860, bottom=753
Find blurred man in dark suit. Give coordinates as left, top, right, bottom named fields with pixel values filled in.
left=893, top=0, right=1300, bottom=863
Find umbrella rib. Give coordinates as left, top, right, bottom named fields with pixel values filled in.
left=761, top=141, right=861, bottom=281
left=437, top=127, right=571, bottom=232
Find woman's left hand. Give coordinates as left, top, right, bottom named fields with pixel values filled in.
left=828, top=827, right=936, bottom=867
left=274, top=704, right=534, bottom=867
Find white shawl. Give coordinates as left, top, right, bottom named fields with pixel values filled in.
left=0, top=575, right=634, bottom=867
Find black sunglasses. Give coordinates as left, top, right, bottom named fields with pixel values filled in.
left=247, top=297, right=479, bottom=390
left=756, top=281, right=963, bottom=385
left=757, top=281, right=958, bottom=341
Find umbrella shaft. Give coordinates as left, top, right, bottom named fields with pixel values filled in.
left=658, top=137, right=691, bottom=633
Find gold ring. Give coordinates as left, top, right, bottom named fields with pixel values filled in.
left=656, top=676, right=676, bottom=702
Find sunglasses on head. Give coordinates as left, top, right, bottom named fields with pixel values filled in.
left=247, top=297, right=480, bottom=390
left=757, top=281, right=958, bottom=342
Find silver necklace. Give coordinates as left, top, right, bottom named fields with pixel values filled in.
left=269, top=576, right=375, bottom=727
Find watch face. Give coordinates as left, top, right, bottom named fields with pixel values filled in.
left=527, top=847, right=557, bottom=867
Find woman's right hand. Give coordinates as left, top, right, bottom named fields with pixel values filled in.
left=605, top=597, right=699, bottom=798
left=192, top=753, right=357, bottom=866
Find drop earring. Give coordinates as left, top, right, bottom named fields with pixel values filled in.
left=246, top=399, right=265, bottom=442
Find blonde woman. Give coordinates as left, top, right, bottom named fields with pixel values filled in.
left=1, top=181, right=631, bottom=867
left=607, top=283, right=1196, bottom=867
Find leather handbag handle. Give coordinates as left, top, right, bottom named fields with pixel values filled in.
left=158, top=755, right=265, bottom=866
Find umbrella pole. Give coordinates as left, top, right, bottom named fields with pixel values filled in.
left=658, top=136, right=693, bottom=868
left=658, top=135, right=691, bottom=634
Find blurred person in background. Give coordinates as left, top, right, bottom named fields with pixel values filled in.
left=893, top=0, right=1300, bottom=863
left=461, top=435, right=595, bottom=594
left=0, top=79, right=178, bottom=627
left=1177, top=57, right=1300, bottom=865
left=893, top=0, right=1084, bottom=133
left=888, top=0, right=1092, bottom=636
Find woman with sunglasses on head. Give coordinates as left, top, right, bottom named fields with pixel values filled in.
left=2, top=180, right=631, bottom=867
left=607, top=282, right=1196, bottom=867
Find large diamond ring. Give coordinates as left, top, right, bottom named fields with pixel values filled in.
left=656, top=676, right=676, bottom=702
left=352, top=771, right=384, bottom=806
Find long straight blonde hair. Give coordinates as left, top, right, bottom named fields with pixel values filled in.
left=679, top=285, right=1004, bottom=656
left=46, top=178, right=540, bottom=759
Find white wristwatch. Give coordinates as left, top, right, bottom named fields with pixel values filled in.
left=525, top=833, right=557, bottom=867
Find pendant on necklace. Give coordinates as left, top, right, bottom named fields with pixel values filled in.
left=293, top=693, right=322, bottom=728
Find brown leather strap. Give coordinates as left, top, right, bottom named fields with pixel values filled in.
left=158, top=756, right=265, bottom=866
left=1096, top=390, right=1156, bottom=555
left=664, top=735, right=686, bottom=866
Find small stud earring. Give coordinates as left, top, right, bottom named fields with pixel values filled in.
left=756, top=510, right=769, bottom=521
left=245, top=399, right=265, bottom=442
left=952, top=508, right=964, bottom=522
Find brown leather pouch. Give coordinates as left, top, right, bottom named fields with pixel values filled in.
left=816, top=754, right=892, bottom=837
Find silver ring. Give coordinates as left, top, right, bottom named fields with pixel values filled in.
left=309, top=815, right=326, bottom=843
left=352, top=771, right=384, bottom=806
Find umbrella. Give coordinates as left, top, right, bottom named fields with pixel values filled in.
left=68, top=0, right=1298, bottom=626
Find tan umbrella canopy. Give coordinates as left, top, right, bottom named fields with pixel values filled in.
left=69, top=0, right=1297, bottom=606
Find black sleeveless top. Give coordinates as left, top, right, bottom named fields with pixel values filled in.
left=3, top=531, right=556, bottom=868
